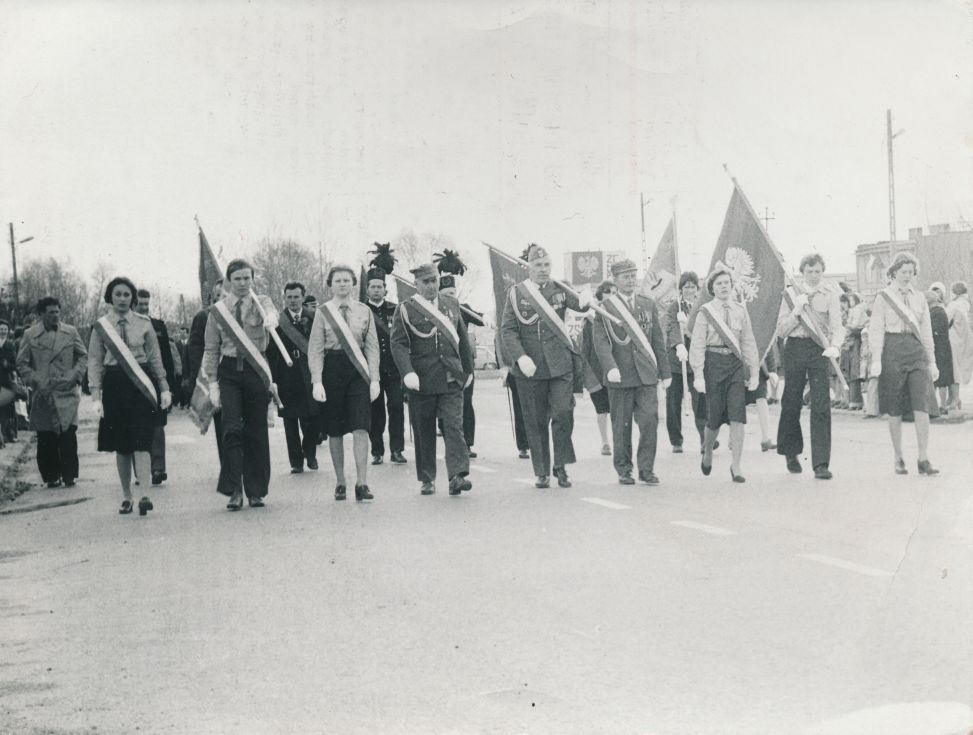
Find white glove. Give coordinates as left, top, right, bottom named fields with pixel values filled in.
left=693, top=378, right=706, bottom=394
left=160, top=391, right=172, bottom=410
left=662, top=378, right=672, bottom=390
left=91, top=399, right=103, bottom=418
left=369, top=381, right=380, bottom=402
left=768, top=372, right=780, bottom=385
left=791, top=293, right=809, bottom=312
left=403, top=372, right=421, bottom=391
left=675, top=343, right=689, bottom=363
left=464, top=374, right=473, bottom=388
left=312, top=382, right=327, bottom=402
left=577, top=289, right=593, bottom=308
left=747, top=377, right=759, bottom=392
left=870, top=362, right=882, bottom=378
left=929, top=364, right=939, bottom=384
left=516, top=355, right=536, bottom=378
left=263, top=310, right=279, bottom=330
left=676, top=311, right=688, bottom=326
left=498, top=366, right=510, bottom=385
left=822, top=346, right=840, bottom=360
left=607, top=367, right=622, bottom=383
left=208, top=383, right=221, bottom=409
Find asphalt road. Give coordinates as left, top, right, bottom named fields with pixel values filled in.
left=1, top=378, right=971, bottom=735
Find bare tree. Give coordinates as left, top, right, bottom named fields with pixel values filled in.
left=252, top=237, right=322, bottom=307
left=16, top=257, right=89, bottom=327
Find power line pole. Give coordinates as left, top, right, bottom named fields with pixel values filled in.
left=887, top=109, right=896, bottom=243
left=760, top=207, right=776, bottom=233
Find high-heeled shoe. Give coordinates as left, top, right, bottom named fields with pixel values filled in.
left=119, top=499, right=133, bottom=515
left=917, top=459, right=939, bottom=476
left=700, top=459, right=712, bottom=476
left=894, top=458, right=908, bottom=475
left=730, top=468, right=745, bottom=483
left=138, top=496, right=153, bottom=516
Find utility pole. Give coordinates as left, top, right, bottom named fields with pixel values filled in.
left=759, top=207, right=776, bottom=233
left=640, top=192, right=651, bottom=269
left=8, top=223, right=32, bottom=322
left=886, top=109, right=906, bottom=245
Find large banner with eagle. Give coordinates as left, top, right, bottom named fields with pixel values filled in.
left=487, top=244, right=528, bottom=324
left=702, top=185, right=786, bottom=361
left=641, top=216, right=679, bottom=311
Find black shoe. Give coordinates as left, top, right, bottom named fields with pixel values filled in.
left=334, top=485, right=347, bottom=501
left=467, top=448, right=477, bottom=459
left=917, top=459, right=939, bottom=476
left=62, top=478, right=76, bottom=488
left=226, top=493, right=243, bottom=511
left=535, top=476, right=550, bottom=489
left=618, top=472, right=635, bottom=485
left=786, top=456, right=802, bottom=474
left=672, top=445, right=683, bottom=454
left=518, top=449, right=530, bottom=459
left=553, top=467, right=571, bottom=488
left=290, top=466, right=304, bottom=474
left=248, top=496, right=265, bottom=508
left=138, top=496, right=153, bottom=516
left=119, top=500, right=133, bottom=515
left=306, top=458, right=319, bottom=471
left=894, top=458, right=908, bottom=475
left=700, top=460, right=712, bottom=476
left=46, top=480, right=61, bottom=489
left=730, top=468, right=746, bottom=483
left=420, top=482, right=435, bottom=495
left=449, top=475, right=472, bottom=495
left=390, top=451, right=407, bottom=464
left=371, top=455, right=384, bottom=465
left=813, top=466, right=833, bottom=480
left=151, top=473, right=165, bottom=486
left=355, top=484, right=373, bottom=501
left=639, top=471, right=660, bottom=485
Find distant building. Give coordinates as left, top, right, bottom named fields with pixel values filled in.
left=855, top=224, right=973, bottom=299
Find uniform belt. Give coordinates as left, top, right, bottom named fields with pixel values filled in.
left=706, top=346, right=733, bottom=355
left=325, top=348, right=345, bottom=355
left=220, top=355, right=246, bottom=371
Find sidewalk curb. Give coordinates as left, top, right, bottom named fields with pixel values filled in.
left=0, top=433, right=39, bottom=507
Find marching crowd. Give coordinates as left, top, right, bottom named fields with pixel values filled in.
left=7, top=242, right=973, bottom=518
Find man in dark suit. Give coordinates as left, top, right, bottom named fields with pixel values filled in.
left=364, top=267, right=406, bottom=465
left=135, top=289, right=175, bottom=486
left=664, top=271, right=708, bottom=453
left=390, top=263, right=474, bottom=496
left=593, top=259, right=670, bottom=485
left=188, top=279, right=224, bottom=462
left=500, top=243, right=588, bottom=488
left=268, top=281, right=321, bottom=473
left=438, top=274, right=485, bottom=457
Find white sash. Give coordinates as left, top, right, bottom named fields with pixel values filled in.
left=783, top=286, right=829, bottom=349
left=879, top=289, right=922, bottom=339
left=408, top=295, right=460, bottom=355
left=212, top=300, right=274, bottom=388
left=95, top=315, right=158, bottom=406
left=701, top=301, right=744, bottom=359
left=519, top=280, right=575, bottom=351
left=323, top=301, right=371, bottom=383
left=606, top=294, right=657, bottom=369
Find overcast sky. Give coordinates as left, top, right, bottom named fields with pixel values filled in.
left=1, top=0, right=970, bottom=305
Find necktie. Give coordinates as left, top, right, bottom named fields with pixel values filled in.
left=234, top=298, right=244, bottom=326
left=117, top=317, right=128, bottom=344
left=339, top=304, right=350, bottom=324
left=724, top=304, right=732, bottom=331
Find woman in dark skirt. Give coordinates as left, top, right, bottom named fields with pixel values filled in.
left=926, top=289, right=954, bottom=414
left=689, top=265, right=760, bottom=482
left=88, top=277, right=172, bottom=515
left=867, top=253, right=939, bottom=475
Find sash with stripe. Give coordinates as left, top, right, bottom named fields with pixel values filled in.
left=605, top=294, right=657, bottom=369
left=93, top=316, right=158, bottom=407
left=276, top=314, right=310, bottom=356
left=210, top=300, right=274, bottom=390
left=879, top=289, right=922, bottom=340
left=517, top=280, right=577, bottom=353
left=783, top=286, right=829, bottom=349
left=320, top=301, right=372, bottom=384
left=365, top=303, right=392, bottom=338
left=700, top=301, right=745, bottom=364
left=407, top=296, right=461, bottom=356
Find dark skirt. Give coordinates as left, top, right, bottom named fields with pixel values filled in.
left=745, top=365, right=768, bottom=405
left=589, top=387, right=610, bottom=415
left=322, top=350, right=370, bottom=437
left=703, top=351, right=747, bottom=429
left=878, top=334, right=929, bottom=417
left=98, top=365, right=160, bottom=454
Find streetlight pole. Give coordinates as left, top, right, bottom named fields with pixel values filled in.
left=8, top=223, right=33, bottom=323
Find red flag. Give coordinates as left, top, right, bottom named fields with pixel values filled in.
left=486, top=244, right=528, bottom=324
left=641, top=216, right=679, bottom=309
left=392, top=273, right=416, bottom=303
left=198, top=227, right=222, bottom=305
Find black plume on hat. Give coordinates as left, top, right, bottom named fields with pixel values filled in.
left=368, top=242, right=397, bottom=275
left=521, top=245, right=533, bottom=261
left=434, top=248, right=466, bottom=276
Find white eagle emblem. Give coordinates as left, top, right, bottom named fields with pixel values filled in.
left=576, top=255, right=600, bottom=279
left=724, top=247, right=760, bottom=303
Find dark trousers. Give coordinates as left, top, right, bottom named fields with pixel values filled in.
left=36, top=425, right=78, bottom=483
left=369, top=376, right=405, bottom=457
left=665, top=369, right=707, bottom=448
left=609, top=385, right=659, bottom=475
left=507, top=379, right=529, bottom=452
left=777, top=337, right=831, bottom=468
left=515, top=373, right=576, bottom=477
left=217, top=360, right=271, bottom=498
left=284, top=415, right=318, bottom=469
left=408, top=386, right=468, bottom=483
left=213, top=411, right=224, bottom=464
left=150, top=426, right=166, bottom=475
left=463, top=378, right=475, bottom=447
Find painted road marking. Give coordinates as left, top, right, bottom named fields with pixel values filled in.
left=469, top=465, right=497, bottom=474
left=671, top=520, right=737, bottom=536
left=797, top=553, right=894, bottom=578
left=581, top=497, right=631, bottom=510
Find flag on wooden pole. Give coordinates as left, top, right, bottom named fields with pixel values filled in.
left=392, top=273, right=416, bottom=303
left=641, top=216, right=679, bottom=311
left=485, top=243, right=528, bottom=325
left=198, top=225, right=222, bottom=305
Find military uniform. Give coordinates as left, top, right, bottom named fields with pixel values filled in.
left=268, top=305, right=322, bottom=471
left=775, top=280, right=844, bottom=472
left=593, top=284, right=670, bottom=482
left=500, top=278, right=581, bottom=482
left=148, top=316, right=175, bottom=482
left=664, top=297, right=707, bottom=449
left=366, top=298, right=405, bottom=461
